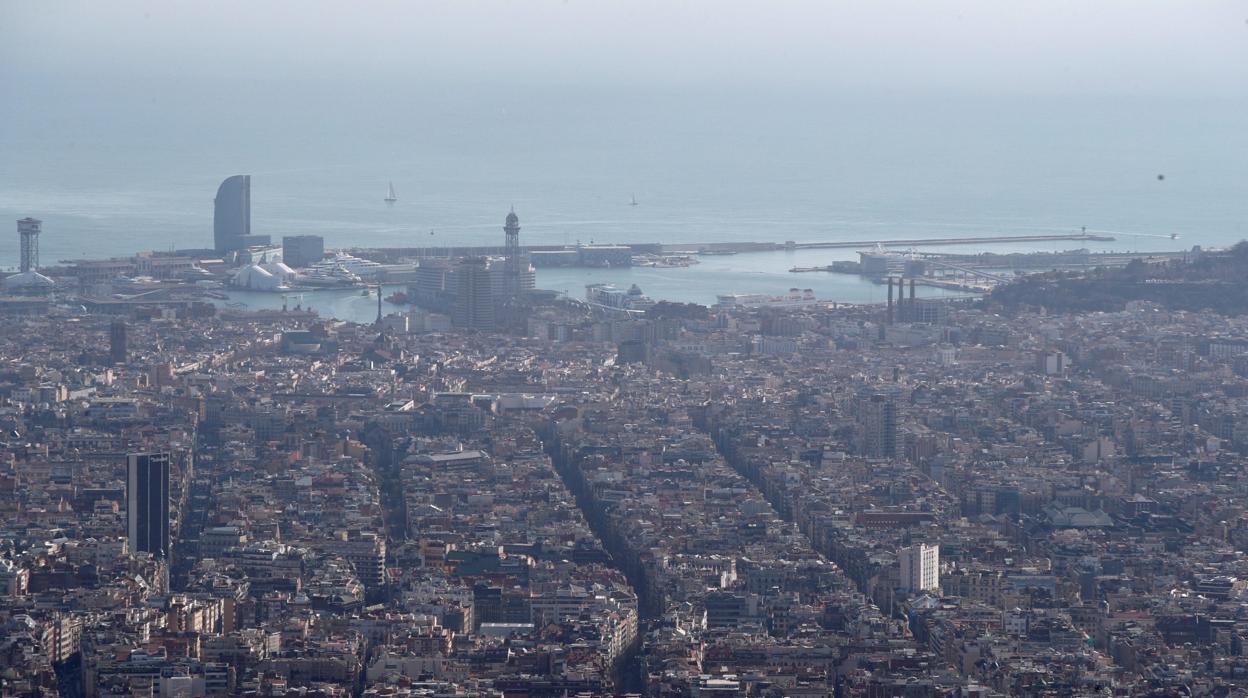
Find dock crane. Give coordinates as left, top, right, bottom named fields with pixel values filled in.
left=281, top=293, right=306, bottom=312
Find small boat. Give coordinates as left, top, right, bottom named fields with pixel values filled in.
left=629, top=194, right=638, bottom=206
left=384, top=181, right=398, bottom=204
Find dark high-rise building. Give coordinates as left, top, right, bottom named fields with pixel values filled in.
left=109, top=320, right=127, bottom=365
left=214, top=175, right=270, bottom=253
left=282, top=235, right=325, bottom=268
left=127, top=452, right=170, bottom=559
left=214, top=175, right=250, bottom=253
left=451, top=258, right=496, bottom=330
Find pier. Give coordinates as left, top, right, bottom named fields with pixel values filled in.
left=786, top=232, right=1114, bottom=250
left=664, top=232, right=1114, bottom=254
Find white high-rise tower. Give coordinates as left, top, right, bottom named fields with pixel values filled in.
left=899, top=544, right=940, bottom=593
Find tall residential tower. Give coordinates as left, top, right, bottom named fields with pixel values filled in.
left=451, top=258, right=496, bottom=330
left=859, top=393, right=898, bottom=459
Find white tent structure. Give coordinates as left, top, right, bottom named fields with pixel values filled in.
left=3, top=270, right=55, bottom=294
left=231, top=264, right=287, bottom=291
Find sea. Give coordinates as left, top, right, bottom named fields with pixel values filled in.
left=3, top=77, right=1246, bottom=323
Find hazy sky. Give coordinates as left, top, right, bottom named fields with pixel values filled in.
left=4, top=1, right=1247, bottom=96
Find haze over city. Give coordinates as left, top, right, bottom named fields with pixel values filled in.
left=4, top=1, right=1247, bottom=275
left=7, top=1, right=1248, bottom=92
left=5, top=3, right=1248, bottom=698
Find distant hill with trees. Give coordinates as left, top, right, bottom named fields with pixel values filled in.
left=988, top=242, right=1248, bottom=315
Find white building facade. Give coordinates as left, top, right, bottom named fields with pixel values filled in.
left=899, top=543, right=940, bottom=593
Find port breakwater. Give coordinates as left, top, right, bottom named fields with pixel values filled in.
left=668, top=232, right=1113, bottom=253
left=355, top=232, right=1114, bottom=262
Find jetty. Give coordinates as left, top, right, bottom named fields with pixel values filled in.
left=355, top=232, right=1116, bottom=264
left=670, top=232, right=1113, bottom=254
left=783, top=232, right=1113, bottom=250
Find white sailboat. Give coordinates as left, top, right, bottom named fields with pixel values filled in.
left=629, top=193, right=638, bottom=206
left=384, top=181, right=398, bottom=204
